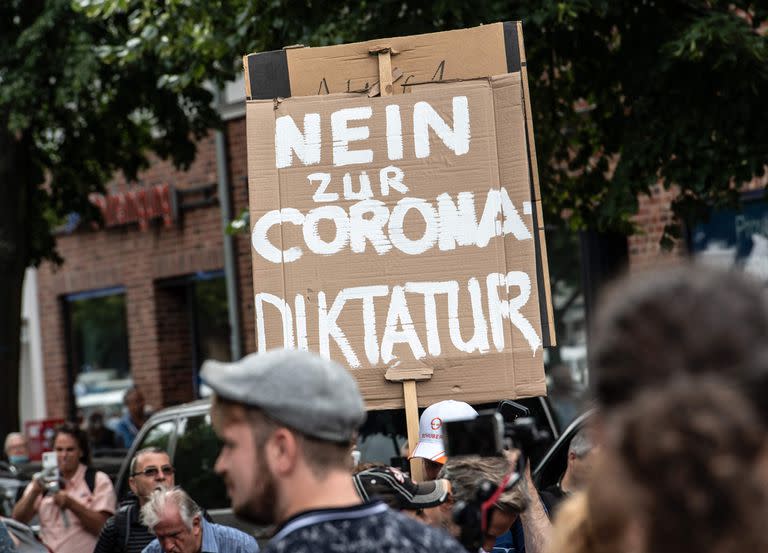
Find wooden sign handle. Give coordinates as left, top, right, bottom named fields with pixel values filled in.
left=402, top=380, right=424, bottom=481
left=384, top=363, right=433, bottom=481
left=377, top=50, right=394, bottom=96
left=369, top=46, right=399, bottom=97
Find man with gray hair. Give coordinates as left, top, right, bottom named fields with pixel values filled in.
left=4, top=432, right=29, bottom=467
left=539, top=428, right=597, bottom=515
left=140, top=487, right=257, bottom=553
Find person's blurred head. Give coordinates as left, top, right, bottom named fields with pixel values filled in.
left=439, top=454, right=530, bottom=551
left=549, top=492, right=598, bottom=553
left=52, top=422, right=90, bottom=477
left=124, top=387, right=146, bottom=421
left=352, top=465, right=450, bottom=522
left=87, top=411, right=105, bottom=431
left=141, top=487, right=202, bottom=553
left=204, top=349, right=366, bottom=526
left=588, top=377, right=768, bottom=553
left=590, top=265, right=768, bottom=425
left=4, top=432, right=29, bottom=465
left=129, top=447, right=176, bottom=506
left=410, top=400, right=479, bottom=479
left=564, top=428, right=598, bottom=491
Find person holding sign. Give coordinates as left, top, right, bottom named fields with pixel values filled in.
left=410, top=400, right=479, bottom=479
left=203, top=349, right=467, bottom=553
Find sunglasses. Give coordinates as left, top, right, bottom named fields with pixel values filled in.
left=132, top=464, right=175, bottom=478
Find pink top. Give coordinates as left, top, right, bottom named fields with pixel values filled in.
left=23, top=463, right=116, bottom=553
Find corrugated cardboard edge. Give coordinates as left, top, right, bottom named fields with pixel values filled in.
left=516, top=21, right=556, bottom=347
left=242, top=54, right=252, bottom=99
left=490, top=73, right=548, bottom=399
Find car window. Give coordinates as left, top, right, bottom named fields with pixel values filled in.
left=174, top=414, right=228, bottom=510
left=138, top=420, right=176, bottom=451
left=117, top=419, right=176, bottom=500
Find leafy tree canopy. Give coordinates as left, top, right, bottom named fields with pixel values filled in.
left=77, top=0, right=768, bottom=245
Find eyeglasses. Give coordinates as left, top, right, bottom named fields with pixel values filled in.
left=132, top=465, right=175, bottom=478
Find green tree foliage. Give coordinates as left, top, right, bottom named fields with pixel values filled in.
left=0, top=0, right=221, bottom=435
left=83, top=0, right=767, bottom=241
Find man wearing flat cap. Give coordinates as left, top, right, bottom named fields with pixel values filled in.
left=202, top=349, right=465, bottom=553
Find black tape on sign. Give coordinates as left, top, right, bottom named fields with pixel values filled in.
left=247, top=50, right=291, bottom=100
left=503, top=22, right=522, bottom=73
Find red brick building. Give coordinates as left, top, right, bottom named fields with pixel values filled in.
left=37, top=105, right=260, bottom=419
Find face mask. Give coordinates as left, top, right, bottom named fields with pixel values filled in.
left=9, top=455, right=29, bottom=465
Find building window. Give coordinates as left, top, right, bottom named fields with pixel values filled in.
left=64, top=287, right=131, bottom=420
left=193, top=275, right=232, bottom=369
left=155, top=271, right=232, bottom=402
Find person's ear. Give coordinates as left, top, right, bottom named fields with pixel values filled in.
left=266, top=428, right=299, bottom=476
left=128, top=477, right=138, bottom=496
left=192, top=515, right=202, bottom=536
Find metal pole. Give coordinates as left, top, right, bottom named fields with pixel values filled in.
left=213, top=88, right=242, bottom=361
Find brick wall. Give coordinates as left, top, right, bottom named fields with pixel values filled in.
left=627, top=173, right=768, bottom=270
left=37, top=131, right=233, bottom=418
left=154, top=283, right=196, bottom=405
left=628, top=184, right=686, bottom=270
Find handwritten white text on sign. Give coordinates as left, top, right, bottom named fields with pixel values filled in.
left=253, top=94, right=541, bottom=368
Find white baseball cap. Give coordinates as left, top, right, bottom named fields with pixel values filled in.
left=410, top=400, right=478, bottom=464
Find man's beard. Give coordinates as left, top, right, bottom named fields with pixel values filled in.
left=235, top=448, right=278, bottom=525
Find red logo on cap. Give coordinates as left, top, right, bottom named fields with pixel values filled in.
left=430, top=417, right=442, bottom=430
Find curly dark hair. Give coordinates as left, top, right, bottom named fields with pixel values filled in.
left=590, top=265, right=768, bottom=424
left=590, top=377, right=768, bottom=553
left=52, top=422, right=91, bottom=465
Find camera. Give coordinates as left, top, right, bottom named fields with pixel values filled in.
left=39, top=452, right=70, bottom=528
left=442, top=401, right=551, bottom=551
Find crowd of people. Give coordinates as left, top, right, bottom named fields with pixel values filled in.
left=0, top=264, right=765, bottom=553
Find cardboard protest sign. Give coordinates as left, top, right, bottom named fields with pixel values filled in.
left=245, top=22, right=555, bottom=344
left=245, top=23, right=554, bottom=408
left=244, top=24, right=553, bottom=409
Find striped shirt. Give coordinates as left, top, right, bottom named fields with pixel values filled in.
left=93, top=499, right=154, bottom=553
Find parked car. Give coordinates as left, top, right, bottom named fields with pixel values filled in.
left=113, top=396, right=562, bottom=536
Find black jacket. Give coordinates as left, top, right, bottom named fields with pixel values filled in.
left=92, top=497, right=154, bottom=553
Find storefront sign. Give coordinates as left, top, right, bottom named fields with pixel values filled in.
left=89, top=183, right=176, bottom=230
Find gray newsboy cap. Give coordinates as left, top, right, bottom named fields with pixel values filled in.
left=201, top=349, right=366, bottom=442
